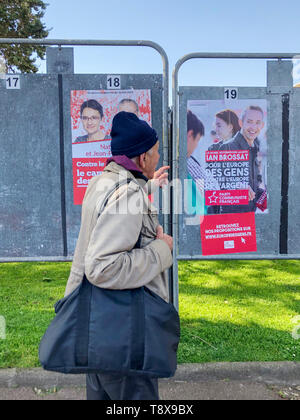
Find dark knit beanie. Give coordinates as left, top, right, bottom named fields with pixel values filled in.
left=110, top=112, right=158, bottom=158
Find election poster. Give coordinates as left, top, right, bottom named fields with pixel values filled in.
left=187, top=99, right=267, bottom=256
left=200, top=212, right=257, bottom=256
left=71, top=89, right=152, bottom=205
left=293, top=58, right=300, bottom=87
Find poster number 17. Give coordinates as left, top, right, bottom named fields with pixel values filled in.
left=224, top=88, right=238, bottom=100
left=6, top=75, right=21, bottom=89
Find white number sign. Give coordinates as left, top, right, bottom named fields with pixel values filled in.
left=6, top=75, right=21, bottom=89
left=107, top=75, right=121, bottom=89
left=224, top=88, right=238, bottom=100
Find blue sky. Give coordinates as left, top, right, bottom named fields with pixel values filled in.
left=41, top=0, right=300, bottom=87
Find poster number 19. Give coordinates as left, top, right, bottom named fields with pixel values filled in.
left=107, top=75, right=121, bottom=89
left=224, top=88, right=238, bottom=100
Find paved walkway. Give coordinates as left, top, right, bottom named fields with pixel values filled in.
left=0, top=362, right=300, bottom=400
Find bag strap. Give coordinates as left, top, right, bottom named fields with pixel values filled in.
left=76, top=178, right=142, bottom=368
left=97, top=178, right=135, bottom=216
left=75, top=275, right=92, bottom=367
left=98, top=177, right=143, bottom=247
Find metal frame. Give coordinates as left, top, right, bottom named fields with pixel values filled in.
left=0, top=37, right=170, bottom=261
left=0, top=37, right=169, bottom=164
left=172, top=52, right=300, bottom=309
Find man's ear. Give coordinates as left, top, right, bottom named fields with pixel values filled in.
left=139, top=153, right=146, bottom=168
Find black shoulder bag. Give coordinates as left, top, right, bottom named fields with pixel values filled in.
left=39, top=179, right=180, bottom=378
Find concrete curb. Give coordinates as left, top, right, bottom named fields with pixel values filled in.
left=0, top=362, right=299, bottom=389
left=168, top=362, right=300, bottom=386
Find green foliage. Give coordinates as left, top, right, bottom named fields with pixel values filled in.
left=0, top=0, right=49, bottom=73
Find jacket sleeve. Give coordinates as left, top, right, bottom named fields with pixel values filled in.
left=84, top=184, right=173, bottom=289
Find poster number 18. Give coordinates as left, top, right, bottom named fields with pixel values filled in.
left=224, top=88, right=238, bottom=100
left=107, top=75, right=121, bottom=89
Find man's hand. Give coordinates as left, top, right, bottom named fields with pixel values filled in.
left=153, top=166, right=170, bottom=188
left=248, top=185, right=255, bottom=201
left=156, top=225, right=173, bottom=251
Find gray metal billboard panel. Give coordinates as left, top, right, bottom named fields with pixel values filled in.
left=0, top=74, right=63, bottom=257
left=0, top=72, right=163, bottom=259
left=178, top=85, right=282, bottom=258
left=61, top=74, right=163, bottom=255
left=46, top=47, right=74, bottom=74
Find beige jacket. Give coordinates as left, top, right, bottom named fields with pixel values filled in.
left=65, top=161, right=173, bottom=302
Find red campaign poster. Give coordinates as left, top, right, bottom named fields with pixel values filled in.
left=71, top=89, right=152, bottom=205
left=205, top=189, right=249, bottom=206
left=200, top=212, right=257, bottom=256
left=72, top=156, right=108, bottom=205
left=187, top=99, right=268, bottom=256
left=204, top=150, right=250, bottom=206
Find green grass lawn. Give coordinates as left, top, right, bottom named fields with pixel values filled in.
left=0, top=260, right=299, bottom=368
left=178, top=260, right=300, bottom=363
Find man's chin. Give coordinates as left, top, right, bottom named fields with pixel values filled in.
left=244, top=133, right=257, bottom=143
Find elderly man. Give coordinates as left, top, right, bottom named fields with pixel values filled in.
left=65, top=111, right=174, bottom=400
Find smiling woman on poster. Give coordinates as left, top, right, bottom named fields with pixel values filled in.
left=208, top=109, right=240, bottom=151
left=74, top=99, right=109, bottom=143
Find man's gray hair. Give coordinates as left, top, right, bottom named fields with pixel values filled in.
left=118, top=98, right=139, bottom=113
left=131, top=147, right=153, bottom=165
left=241, top=105, right=264, bottom=122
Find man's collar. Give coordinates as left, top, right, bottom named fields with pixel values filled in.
left=237, top=131, right=259, bottom=149
left=106, top=155, right=148, bottom=182
left=106, top=155, right=142, bottom=172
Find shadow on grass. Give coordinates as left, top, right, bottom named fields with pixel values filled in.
left=177, top=317, right=300, bottom=363
left=179, top=281, right=300, bottom=306
left=178, top=260, right=300, bottom=313
left=179, top=259, right=300, bottom=280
